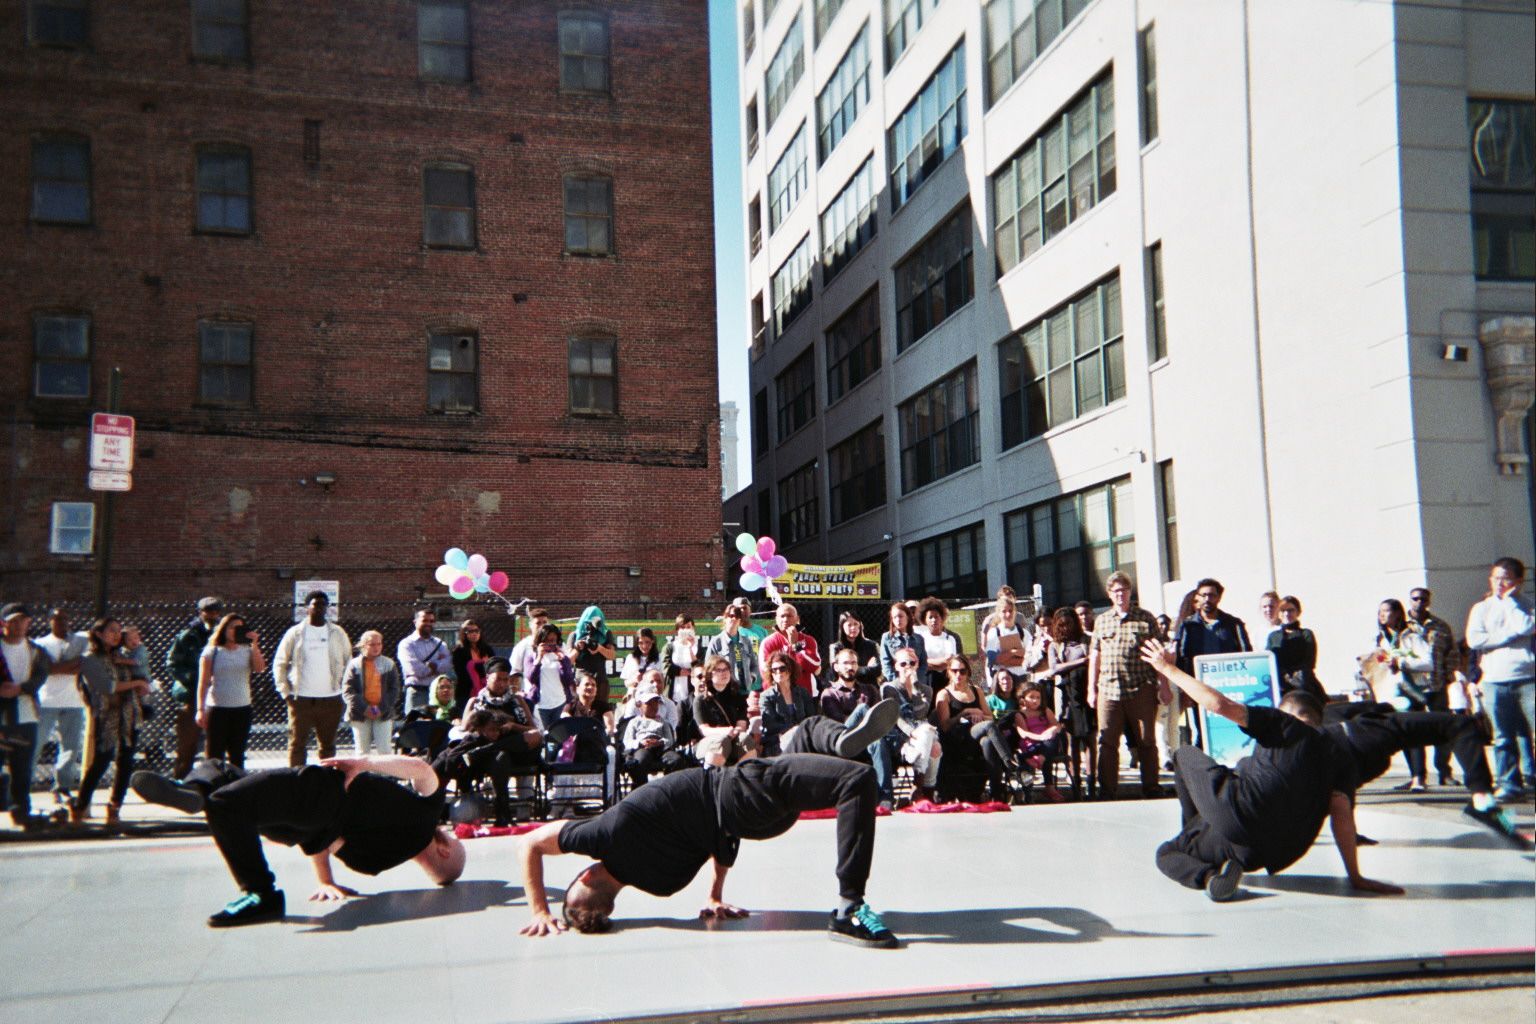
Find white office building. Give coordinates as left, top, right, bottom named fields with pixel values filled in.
left=727, top=0, right=1534, bottom=682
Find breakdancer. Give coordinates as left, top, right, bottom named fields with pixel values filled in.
left=131, top=755, right=465, bottom=927
left=1137, top=639, right=1397, bottom=901
left=518, top=699, right=902, bottom=946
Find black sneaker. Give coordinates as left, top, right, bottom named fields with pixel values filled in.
left=1204, top=859, right=1243, bottom=902
left=836, top=699, right=901, bottom=759
left=1463, top=804, right=1534, bottom=851
left=208, top=889, right=285, bottom=928
left=828, top=902, right=899, bottom=949
left=130, top=771, right=205, bottom=814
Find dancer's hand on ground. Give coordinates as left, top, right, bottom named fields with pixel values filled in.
left=520, top=911, right=567, bottom=936
left=1139, top=638, right=1176, bottom=673
left=1349, top=875, right=1404, bottom=895
left=310, top=883, right=359, bottom=902
left=699, top=899, right=749, bottom=920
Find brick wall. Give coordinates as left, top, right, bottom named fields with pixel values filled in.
left=0, top=0, right=724, bottom=606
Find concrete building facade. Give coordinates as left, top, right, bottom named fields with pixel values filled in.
left=4, top=0, right=722, bottom=608
left=728, top=0, right=1534, bottom=682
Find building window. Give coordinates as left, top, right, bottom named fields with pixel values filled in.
left=1138, top=23, right=1158, bottom=145
left=816, top=25, right=870, bottom=163
left=888, top=42, right=967, bottom=211
left=1159, top=459, right=1179, bottom=582
left=418, top=0, right=471, bottom=82
left=564, top=175, right=614, bottom=255
left=770, top=235, right=814, bottom=336
left=198, top=320, right=253, bottom=406
left=428, top=331, right=478, bottom=413
left=884, top=0, right=938, bottom=67
left=559, top=11, right=610, bottom=93
left=777, top=461, right=820, bottom=546
left=991, top=71, right=1115, bottom=276
left=1469, top=99, right=1534, bottom=281
left=757, top=489, right=773, bottom=537
left=904, top=522, right=986, bottom=601
left=192, top=0, right=248, bottom=61
left=899, top=361, right=978, bottom=493
left=753, top=387, right=769, bottom=457
left=31, top=136, right=91, bottom=225
left=1005, top=476, right=1133, bottom=606
left=1147, top=242, right=1166, bottom=361
left=820, top=157, right=877, bottom=279
left=749, top=194, right=763, bottom=256
left=751, top=293, right=767, bottom=357
left=195, top=145, right=252, bottom=234
left=423, top=163, right=476, bottom=249
left=894, top=205, right=973, bottom=352
left=826, top=287, right=880, bottom=404
left=814, top=0, right=847, bottom=41
left=774, top=345, right=816, bottom=441
left=49, top=502, right=95, bottom=556
left=998, top=274, right=1123, bottom=448
left=765, top=15, right=805, bottom=129
left=28, top=0, right=87, bottom=47
left=745, top=96, right=760, bottom=158
left=767, top=125, right=809, bottom=232
left=742, top=0, right=756, bottom=57
left=829, top=418, right=885, bottom=525
left=568, top=336, right=616, bottom=415
left=984, top=0, right=1092, bottom=104
left=33, top=314, right=91, bottom=399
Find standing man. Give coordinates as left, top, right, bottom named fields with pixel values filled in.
left=1, top=603, right=50, bottom=830
left=166, top=597, right=224, bottom=778
left=1257, top=591, right=1281, bottom=634
left=1406, top=586, right=1456, bottom=784
left=1170, top=578, right=1253, bottom=768
left=397, top=607, right=452, bottom=716
left=273, top=591, right=351, bottom=767
left=758, top=604, right=822, bottom=694
left=32, top=607, right=87, bottom=804
left=1466, top=557, right=1535, bottom=801
left=1087, top=571, right=1167, bottom=799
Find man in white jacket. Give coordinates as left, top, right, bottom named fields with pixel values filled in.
left=1466, top=557, right=1535, bottom=801
left=273, top=591, right=352, bottom=767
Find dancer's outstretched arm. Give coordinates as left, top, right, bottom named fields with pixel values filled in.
left=1140, top=639, right=1246, bottom=727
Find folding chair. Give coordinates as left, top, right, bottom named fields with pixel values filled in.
left=541, top=717, right=614, bottom=817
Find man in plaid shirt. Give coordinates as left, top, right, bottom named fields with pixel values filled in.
left=1088, top=571, right=1168, bottom=799
left=1407, top=586, right=1457, bottom=784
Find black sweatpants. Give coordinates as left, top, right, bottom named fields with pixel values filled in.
left=622, top=745, right=693, bottom=786
left=190, top=760, right=346, bottom=894
left=1155, top=745, right=1259, bottom=890
left=0, top=722, right=36, bottom=819
left=720, top=753, right=878, bottom=904
left=1325, top=705, right=1491, bottom=794
left=204, top=705, right=253, bottom=770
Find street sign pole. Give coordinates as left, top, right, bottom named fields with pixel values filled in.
left=94, top=368, right=122, bottom=618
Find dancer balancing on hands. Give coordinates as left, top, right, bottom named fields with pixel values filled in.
left=517, top=700, right=903, bottom=947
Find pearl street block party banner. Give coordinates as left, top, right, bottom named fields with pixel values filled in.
left=771, top=563, right=883, bottom=600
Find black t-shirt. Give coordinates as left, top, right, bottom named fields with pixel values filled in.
left=694, top=688, right=747, bottom=728
left=332, top=773, right=446, bottom=876
left=1230, top=706, right=1349, bottom=872
left=558, top=768, right=727, bottom=895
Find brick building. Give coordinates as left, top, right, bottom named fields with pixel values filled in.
left=2, top=0, right=723, bottom=609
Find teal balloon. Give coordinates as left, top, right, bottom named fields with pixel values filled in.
left=449, top=588, right=471, bottom=600
left=734, top=533, right=757, bottom=556
left=473, top=575, right=490, bottom=593
left=740, top=571, right=767, bottom=591
left=444, top=547, right=469, bottom=570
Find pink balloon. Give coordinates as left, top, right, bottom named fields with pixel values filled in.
left=739, top=572, right=767, bottom=591
left=488, top=571, right=509, bottom=594
left=756, top=537, right=777, bottom=561
left=740, top=554, right=764, bottom=575
left=466, top=553, right=488, bottom=577
left=762, top=555, right=788, bottom=578
left=449, top=576, right=474, bottom=595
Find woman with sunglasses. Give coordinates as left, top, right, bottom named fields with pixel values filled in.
left=934, top=656, right=1007, bottom=803
left=451, top=619, right=496, bottom=709
left=706, top=605, right=761, bottom=693
left=759, top=651, right=817, bottom=756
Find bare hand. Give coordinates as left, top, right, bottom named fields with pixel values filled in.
left=1350, top=876, right=1405, bottom=895
left=1139, top=638, right=1176, bottom=673
left=520, top=910, right=567, bottom=937
left=309, top=883, right=359, bottom=902
left=699, top=899, right=749, bottom=920
left=318, top=757, right=368, bottom=788
left=195, top=709, right=208, bottom=730
left=246, top=631, right=260, bottom=645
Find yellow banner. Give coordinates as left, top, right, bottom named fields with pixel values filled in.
left=773, top=563, right=882, bottom=600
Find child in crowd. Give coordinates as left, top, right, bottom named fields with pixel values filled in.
left=1016, top=683, right=1066, bottom=802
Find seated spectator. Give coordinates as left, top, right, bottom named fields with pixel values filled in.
left=759, top=652, right=817, bottom=755
left=552, top=670, right=618, bottom=805
left=881, top=647, right=942, bottom=806
left=463, top=659, right=541, bottom=751
left=694, top=655, right=755, bottom=766
left=560, top=671, right=616, bottom=755
left=935, top=657, right=1006, bottom=803
left=618, top=667, right=681, bottom=728
left=828, top=611, right=880, bottom=687
left=427, top=674, right=460, bottom=725
left=821, top=647, right=881, bottom=724
left=620, top=684, right=692, bottom=787
left=432, top=709, right=540, bottom=826
left=1015, top=683, right=1067, bottom=802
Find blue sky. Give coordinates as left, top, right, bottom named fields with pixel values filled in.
left=709, top=0, right=750, bottom=491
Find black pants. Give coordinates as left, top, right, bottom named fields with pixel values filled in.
left=190, top=760, right=346, bottom=894
left=205, top=706, right=253, bottom=770
left=1326, top=705, right=1492, bottom=794
left=622, top=745, right=693, bottom=787
left=720, top=753, right=878, bottom=904
left=433, top=733, right=539, bottom=824
left=76, top=717, right=134, bottom=811
left=1, top=723, right=36, bottom=819
left=1155, top=745, right=1259, bottom=890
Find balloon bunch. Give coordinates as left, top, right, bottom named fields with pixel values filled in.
left=734, top=533, right=788, bottom=605
left=434, top=548, right=511, bottom=605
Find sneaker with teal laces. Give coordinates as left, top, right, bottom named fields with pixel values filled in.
left=1463, top=803, right=1534, bottom=851
left=828, top=902, right=899, bottom=948
left=208, top=889, right=285, bottom=928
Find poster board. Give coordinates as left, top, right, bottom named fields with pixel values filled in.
left=1195, top=651, right=1280, bottom=766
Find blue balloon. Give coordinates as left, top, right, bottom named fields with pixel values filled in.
left=444, top=547, right=469, bottom=570
left=473, top=575, right=490, bottom=593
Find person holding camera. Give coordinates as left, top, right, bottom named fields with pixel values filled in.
left=523, top=623, right=576, bottom=730
left=197, top=612, right=264, bottom=770
left=568, top=606, right=616, bottom=699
